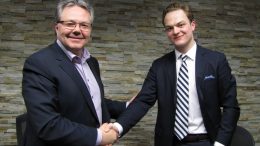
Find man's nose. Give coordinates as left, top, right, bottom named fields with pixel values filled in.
left=172, top=26, right=180, bottom=34
left=72, top=24, right=81, bottom=34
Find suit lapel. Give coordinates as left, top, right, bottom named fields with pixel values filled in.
left=195, top=45, right=207, bottom=103
left=87, top=58, right=110, bottom=123
left=166, top=51, right=177, bottom=108
left=53, top=43, right=100, bottom=123
left=87, top=58, right=104, bottom=100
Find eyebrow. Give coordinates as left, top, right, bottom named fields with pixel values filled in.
left=58, top=20, right=91, bottom=23
left=165, top=20, right=186, bottom=27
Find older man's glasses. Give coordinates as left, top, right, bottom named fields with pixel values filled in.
left=57, top=20, right=92, bottom=31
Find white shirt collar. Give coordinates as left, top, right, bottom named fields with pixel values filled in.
left=175, top=43, right=197, bottom=61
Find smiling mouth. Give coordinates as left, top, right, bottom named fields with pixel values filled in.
left=174, top=36, right=182, bottom=40
left=68, top=37, right=84, bottom=40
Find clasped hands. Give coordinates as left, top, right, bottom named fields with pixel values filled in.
left=99, top=123, right=119, bottom=146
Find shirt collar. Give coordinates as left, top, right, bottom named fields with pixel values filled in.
left=57, top=39, right=91, bottom=63
left=175, top=43, right=197, bottom=61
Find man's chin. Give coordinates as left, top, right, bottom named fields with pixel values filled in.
left=67, top=43, right=84, bottom=49
left=69, top=46, right=84, bottom=50
left=173, top=42, right=185, bottom=48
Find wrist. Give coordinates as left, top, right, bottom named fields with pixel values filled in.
left=113, top=122, right=123, bottom=137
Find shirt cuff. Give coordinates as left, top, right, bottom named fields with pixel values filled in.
left=214, top=141, right=225, bottom=146
left=96, top=128, right=102, bottom=146
left=126, top=101, right=130, bottom=107
left=113, top=122, right=123, bottom=136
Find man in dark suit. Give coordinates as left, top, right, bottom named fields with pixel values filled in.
left=113, top=2, right=240, bottom=146
left=22, top=0, right=128, bottom=145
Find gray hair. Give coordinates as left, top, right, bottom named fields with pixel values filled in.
left=55, top=0, right=94, bottom=23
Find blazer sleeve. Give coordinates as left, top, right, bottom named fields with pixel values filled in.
left=105, top=98, right=126, bottom=119
left=22, top=55, right=98, bottom=146
left=214, top=53, right=240, bottom=145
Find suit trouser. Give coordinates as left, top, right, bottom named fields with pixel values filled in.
left=174, top=135, right=213, bottom=146
left=175, top=141, right=212, bottom=146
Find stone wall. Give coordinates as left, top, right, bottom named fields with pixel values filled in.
left=0, top=0, right=259, bottom=145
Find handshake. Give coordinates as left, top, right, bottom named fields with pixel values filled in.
left=99, top=123, right=120, bottom=146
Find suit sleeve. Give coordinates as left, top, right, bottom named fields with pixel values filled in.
left=105, top=98, right=126, bottom=119
left=215, top=53, right=240, bottom=145
left=22, top=57, right=98, bottom=146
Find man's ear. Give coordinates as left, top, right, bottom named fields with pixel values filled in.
left=53, top=23, right=59, bottom=36
left=54, top=23, right=59, bottom=31
left=191, top=20, right=196, bottom=31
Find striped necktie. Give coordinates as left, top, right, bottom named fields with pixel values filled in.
left=174, top=54, right=189, bottom=140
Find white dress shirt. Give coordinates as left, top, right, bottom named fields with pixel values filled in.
left=175, top=43, right=207, bottom=134
left=175, top=43, right=224, bottom=146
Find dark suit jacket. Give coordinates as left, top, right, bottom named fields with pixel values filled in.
left=22, top=42, right=126, bottom=146
left=116, top=45, right=240, bottom=146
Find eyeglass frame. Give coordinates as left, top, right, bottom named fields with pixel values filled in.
left=56, top=20, right=92, bottom=31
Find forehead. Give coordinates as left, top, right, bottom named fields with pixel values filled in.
left=164, top=9, right=189, bottom=25
left=60, top=5, right=91, bottom=21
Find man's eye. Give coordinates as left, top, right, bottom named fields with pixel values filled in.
left=165, top=27, right=172, bottom=32
left=178, top=23, right=185, bottom=27
left=81, top=24, right=89, bottom=28
left=65, top=22, right=75, bottom=26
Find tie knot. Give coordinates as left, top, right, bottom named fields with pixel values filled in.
left=72, top=56, right=82, bottom=64
left=180, top=55, right=188, bottom=62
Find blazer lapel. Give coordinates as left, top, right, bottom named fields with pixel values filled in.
left=86, top=58, right=104, bottom=100
left=53, top=43, right=100, bottom=123
left=86, top=58, right=110, bottom=123
left=166, top=51, right=177, bottom=108
left=195, top=45, right=207, bottom=104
